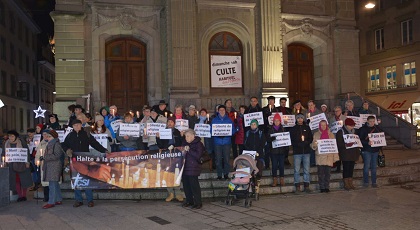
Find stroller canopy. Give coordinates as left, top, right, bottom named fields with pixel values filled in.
left=233, top=154, right=259, bottom=175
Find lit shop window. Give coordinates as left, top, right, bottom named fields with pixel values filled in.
left=367, top=69, right=380, bottom=91
left=403, top=62, right=416, bottom=86
left=385, top=65, right=396, bottom=89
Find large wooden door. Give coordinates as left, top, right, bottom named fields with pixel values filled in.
left=106, top=38, right=147, bottom=112
left=288, top=44, right=314, bottom=106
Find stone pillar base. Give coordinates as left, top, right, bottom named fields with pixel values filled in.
left=169, top=89, right=201, bottom=112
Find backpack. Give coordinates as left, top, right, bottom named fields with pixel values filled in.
left=244, top=130, right=263, bottom=143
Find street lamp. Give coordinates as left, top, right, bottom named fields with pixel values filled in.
left=365, top=1, right=375, bottom=9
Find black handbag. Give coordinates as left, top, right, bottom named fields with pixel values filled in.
left=199, top=150, right=212, bottom=164
left=377, top=150, right=385, bottom=167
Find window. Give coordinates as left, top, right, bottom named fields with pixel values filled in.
left=9, top=13, right=14, bottom=33
left=404, top=62, right=416, bottom=86
left=368, top=69, right=380, bottom=91
left=19, top=108, right=23, bottom=132
left=401, top=19, right=413, bottom=45
left=32, top=85, right=37, bottom=102
left=10, top=43, right=15, bottom=65
left=375, top=28, right=384, bottom=51
left=0, top=1, right=5, bottom=26
left=1, top=71, right=6, bottom=94
left=385, top=65, right=397, bottom=89
left=10, top=75, right=16, bottom=97
left=18, top=81, right=29, bottom=100
left=26, top=55, right=30, bottom=73
left=18, top=49, right=23, bottom=70
left=0, top=36, right=5, bottom=61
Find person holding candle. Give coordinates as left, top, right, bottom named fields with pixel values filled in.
left=182, top=129, right=205, bottom=209
left=306, top=100, right=322, bottom=167
left=3, top=130, right=32, bottom=202
left=311, top=120, right=339, bottom=193
left=267, top=113, right=288, bottom=187
left=116, top=112, right=140, bottom=152
left=235, top=105, right=247, bottom=156
left=138, top=106, right=152, bottom=150
left=186, top=105, right=199, bottom=130
left=277, top=98, right=293, bottom=166
left=329, top=106, right=347, bottom=173
left=104, top=105, right=121, bottom=152
left=336, top=118, right=361, bottom=190
left=27, top=128, right=39, bottom=191
left=152, top=100, right=172, bottom=117
left=40, top=130, right=64, bottom=209
left=290, top=113, right=313, bottom=193
left=145, top=108, right=168, bottom=150
left=35, top=130, right=50, bottom=202
left=225, top=99, right=239, bottom=159
left=198, top=108, right=215, bottom=169
left=292, top=100, right=306, bottom=115
left=263, top=96, right=280, bottom=169
left=91, top=114, right=112, bottom=154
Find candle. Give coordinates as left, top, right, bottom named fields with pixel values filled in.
left=301, top=135, right=305, bottom=142
left=165, top=112, right=168, bottom=117
left=207, top=114, right=209, bottom=121
left=297, top=109, right=300, bottom=114
left=170, top=113, right=173, bottom=117
left=377, top=107, right=380, bottom=116
left=396, top=117, right=398, bottom=126
left=307, top=113, right=311, bottom=118
left=269, top=105, right=272, bottom=112
left=196, top=111, right=199, bottom=117
left=2, top=156, right=4, bottom=163
left=143, top=128, right=147, bottom=136
left=36, top=160, right=40, bottom=167
left=111, top=109, right=115, bottom=116
left=347, top=93, right=350, bottom=100
left=136, top=111, right=140, bottom=118
left=234, top=112, right=237, bottom=119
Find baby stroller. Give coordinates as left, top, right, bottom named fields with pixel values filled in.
left=225, top=154, right=260, bottom=208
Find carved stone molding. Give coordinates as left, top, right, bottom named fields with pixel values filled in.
left=282, top=17, right=332, bottom=38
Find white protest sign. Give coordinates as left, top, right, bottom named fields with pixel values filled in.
left=282, top=115, right=296, bottom=127
left=194, top=124, right=211, bottom=138
left=242, top=150, right=256, bottom=159
left=210, top=55, right=242, bottom=88
left=244, top=112, right=264, bottom=127
left=63, top=127, right=73, bottom=141
left=308, top=113, right=328, bottom=130
left=110, top=119, right=123, bottom=131
left=330, top=121, right=343, bottom=134
left=33, top=134, right=41, bottom=147
left=89, top=134, right=108, bottom=150
left=146, top=123, right=167, bottom=136
left=211, top=124, right=233, bottom=136
left=317, top=139, right=339, bottom=154
left=175, top=119, right=189, bottom=131
left=360, top=114, right=378, bottom=125
left=368, top=132, right=387, bottom=147
left=271, top=132, right=292, bottom=148
left=139, top=123, right=146, bottom=136
left=159, top=129, right=173, bottom=140
left=5, top=148, right=28, bottom=162
left=119, top=123, right=140, bottom=137
left=56, top=130, right=65, bottom=143
left=268, top=112, right=282, bottom=125
left=346, top=116, right=362, bottom=129
left=343, top=134, right=363, bottom=149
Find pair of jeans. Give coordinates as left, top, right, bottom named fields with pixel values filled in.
left=293, top=154, right=310, bottom=184
left=271, top=154, right=285, bottom=177
left=119, top=147, right=136, bottom=151
left=214, top=144, right=231, bottom=177
left=182, top=175, right=202, bottom=205
left=317, top=165, right=331, bottom=189
left=148, top=145, right=159, bottom=151
left=342, top=161, right=355, bottom=178
left=48, top=181, right=63, bottom=205
left=361, top=151, right=379, bottom=184
left=74, top=189, right=93, bottom=203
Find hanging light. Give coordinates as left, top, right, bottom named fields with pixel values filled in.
left=365, top=1, right=375, bottom=9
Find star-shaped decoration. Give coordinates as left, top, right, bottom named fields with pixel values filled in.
left=33, top=106, right=46, bottom=118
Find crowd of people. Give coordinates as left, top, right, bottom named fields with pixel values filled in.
left=0, top=96, right=383, bottom=209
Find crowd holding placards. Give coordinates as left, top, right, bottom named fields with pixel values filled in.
left=0, top=96, right=386, bottom=209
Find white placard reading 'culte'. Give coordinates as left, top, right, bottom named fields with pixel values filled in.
left=194, top=124, right=211, bottom=138
left=317, top=139, right=339, bottom=154
left=244, top=112, right=264, bottom=127
left=368, top=132, right=387, bottom=147
left=211, top=124, right=233, bottom=136
left=271, top=132, right=292, bottom=148
left=5, top=148, right=28, bottom=162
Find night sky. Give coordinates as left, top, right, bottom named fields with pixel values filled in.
left=21, top=0, right=55, bottom=45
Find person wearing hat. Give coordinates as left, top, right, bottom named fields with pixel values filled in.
left=104, top=105, right=121, bottom=152
left=267, top=113, right=288, bottom=187
left=144, top=107, right=167, bottom=150
left=244, top=119, right=266, bottom=180
left=48, top=114, right=61, bottom=130
left=62, top=119, right=109, bottom=208
left=116, top=112, right=140, bottom=152
left=329, top=106, right=346, bottom=173
left=320, top=104, right=331, bottom=121
left=152, top=100, right=172, bottom=117
left=292, top=100, right=306, bottom=115
left=35, top=124, right=44, bottom=135
left=290, top=113, right=313, bottom=193
left=156, top=115, right=184, bottom=202
left=3, top=130, right=32, bottom=202
left=186, top=105, right=199, bottom=130
left=91, top=114, right=112, bottom=154
left=336, top=118, right=361, bottom=190
left=35, top=129, right=51, bottom=202
left=262, top=96, right=280, bottom=169
left=39, top=129, right=64, bottom=209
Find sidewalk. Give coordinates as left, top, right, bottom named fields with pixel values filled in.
left=1, top=182, right=420, bottom=230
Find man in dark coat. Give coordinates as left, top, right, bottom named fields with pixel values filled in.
left=152, top=100, right=172, bottom=117
left=62, top=119, right=108, bottom=208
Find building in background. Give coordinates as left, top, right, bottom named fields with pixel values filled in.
left=0, top=0, right=55, bottom=134
left=51, top=0, right=359, bottom=121
left=357, top=0, right=419, bottom=126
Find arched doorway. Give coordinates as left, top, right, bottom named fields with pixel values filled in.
left=287, top=43, right=314, bottom=106
left=106, top=38, right=147, bottom=112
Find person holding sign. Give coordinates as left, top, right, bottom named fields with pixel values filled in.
left=244, top=97, right=263, bottom=132
left=267, top=113, right=288, bottom=187
left=244, top=119, right=266, bottom=180
left=305, top=100, right=322, bottom=167
left=263, top=96, right=280, bottom=170
left=91, top=115, right=112, bottom=154
left=27, top=128, right=40, bottom=191
left=310, top=120, right=339, bottom=193
left=3, top=130, right=32, bottom=202
left=35, top=130, right=50, bottom=202
left=329, top=106, right=346, bottom=173
left=278, top=98, right=292, bottom=166
left=145, top=108, right=168, bottom=150
left=336, top=118, right=361, bottom=190
left=211, top=105, right=237, bottom=180
left=290, top=113, right=313, bottom=193
left=359, top=116, right=382, bottom=188
left=186, top=105, right=200, bottom=130
left=104, top=105, right=121, bottom=152
left=116, top=112, right=140, bottom=152
left=197, top=108, right=215, bottom=169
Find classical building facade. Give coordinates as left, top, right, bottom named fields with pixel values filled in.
left=358, top=0, right=419, bottom=125
left=52, top=0, right=359, bottom=119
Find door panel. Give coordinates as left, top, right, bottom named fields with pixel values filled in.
left=288, top=44, right=314, bottom=106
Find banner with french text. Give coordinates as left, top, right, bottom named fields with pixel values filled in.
left=70, top=148, right=185, bottom=190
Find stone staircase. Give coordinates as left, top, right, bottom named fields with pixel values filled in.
left=383, top=135, right=406, bottom=150
left=31, top=152, right=420, bottom=201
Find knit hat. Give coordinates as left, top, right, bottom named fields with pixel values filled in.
left=95, top=115, right=104, bottom=122
left=321, top=104, right=327, bottom=109
left=71, top=119, right=82, bottom=126
left=296, top=113, right=305, bottom=119
left=167, top=116, right=176, bottom=123
left=250, top=119, right=259, bottom=126
left=344, top=118, right=356, bottom=126
left=47, top=129, right=59, bottom=139
left=273, top=113, right=282, bottom=123
left=188, top=105, right=196, bottom=111
left=36, top=124, right=44, bottom=130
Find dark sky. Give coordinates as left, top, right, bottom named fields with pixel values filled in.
left=21, top=0, right=55, bottom=45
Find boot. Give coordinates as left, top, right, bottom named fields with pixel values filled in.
left=304, top=182, right=311, bottom=193
left=348, top=178, right=356, bottom=190
left=271, top=177, right=278, bottom=187
left=294, top=183, right=301, bottom=193
left=343, top=178, right=351, bottom=191
left=279, top=177, right=285, bottom=186
left=165, top=193, right=174, bottom=202
left=175, top=193, right=184, bottom=202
